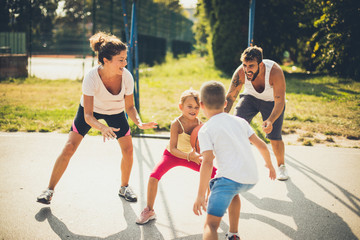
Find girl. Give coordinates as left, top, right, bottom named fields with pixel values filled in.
left=37, top=32, right=157, bottom=204
left=136, top=89, right=217, bottom=224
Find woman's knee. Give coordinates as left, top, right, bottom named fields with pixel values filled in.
left=122, top=145, right=133, bottom=157
left=62, top=141, right=78, bottom=157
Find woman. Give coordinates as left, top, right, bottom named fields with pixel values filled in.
left=37, top=32, right=157, bottom=204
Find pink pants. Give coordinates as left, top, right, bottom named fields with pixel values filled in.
left=150, top=149, right=217, bottom=180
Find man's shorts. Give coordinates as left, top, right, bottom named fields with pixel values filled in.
left=207, top=177, right=255, bottom=217
left=70, top=105, right=131, bottom=139
left=234, top=94, right=285, bottom=140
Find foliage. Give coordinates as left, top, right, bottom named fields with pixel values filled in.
left=298, top=0, right=360, bottom=80
left=1, top=55, right=359, bottom=146
left=1, top=0, right=60, bottom=53
left=196, top=0, right=360, bottom=80
left=197, top=0, right=248, bottom=75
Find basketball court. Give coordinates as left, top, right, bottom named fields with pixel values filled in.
left=0, top=132, right=359, bottom=239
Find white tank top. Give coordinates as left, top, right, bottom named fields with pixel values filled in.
left=242, top=59, right=275, bottom=101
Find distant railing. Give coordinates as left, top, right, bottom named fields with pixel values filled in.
left=0, top=32, right=26, bottom=54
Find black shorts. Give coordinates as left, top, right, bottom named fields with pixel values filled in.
left=70, top=105, right=131, bottom=139
left=234, top=94, right=285, bottom=140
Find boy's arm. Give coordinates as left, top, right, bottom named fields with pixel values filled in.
left=249, top=134, right=276, bottom=180
left=193, top=150, right=214, bottom=216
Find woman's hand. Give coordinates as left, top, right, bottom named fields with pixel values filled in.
left=137, top=122, right=158, bottom=129
left=100, top=126, right=119, bottom=142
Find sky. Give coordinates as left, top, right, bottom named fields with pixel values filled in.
left=179, top=0, right=198, bottom=8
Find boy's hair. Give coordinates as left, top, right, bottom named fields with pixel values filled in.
left=240, top=46, right=263, bottom=64
left=180, top=89, right=200, bottom=106
left=200, top=81, right=226, bottom=110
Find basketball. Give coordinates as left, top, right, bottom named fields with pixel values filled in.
left=190, top=124, right=203, bottom=153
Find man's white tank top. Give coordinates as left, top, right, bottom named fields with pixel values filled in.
left=242, top=59, right=275, bottom=101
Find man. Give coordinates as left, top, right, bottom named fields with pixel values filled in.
left=225, top=46, right=288, bottom=180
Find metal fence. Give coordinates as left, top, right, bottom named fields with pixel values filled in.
left=0, top=32, right=26, bottom=54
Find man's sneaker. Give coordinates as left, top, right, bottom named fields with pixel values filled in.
left=225, top=233, right=241, bottom=240
left=37, top=189, right=54, bottom=204
left=118, top=185, right=137, bottom=202
left=277, top=164, right=289, bottom=181
left=136, top=207, right=156, bottom=225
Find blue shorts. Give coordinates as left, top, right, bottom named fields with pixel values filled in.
left=70, top=105, right=131, bottom=139
left=235, top=94, right=285, bottom=140
left=207, top=177, right=255, bottom=217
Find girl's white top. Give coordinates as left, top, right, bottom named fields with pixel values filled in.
left=80, top=66, right=134, bottom=114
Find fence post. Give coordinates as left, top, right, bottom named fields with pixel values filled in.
left=122, top=0, right=139, bottom=113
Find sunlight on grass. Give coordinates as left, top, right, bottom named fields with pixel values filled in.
left=0, top=54, right=359, bottom=144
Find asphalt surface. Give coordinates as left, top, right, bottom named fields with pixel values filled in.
left=0, top=132, right=359, bottom=240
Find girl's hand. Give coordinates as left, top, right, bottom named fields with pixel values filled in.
left=189, top=149, right=202, bottom=165
left=101, top=126, right=119, bottom=142
left=137, top=122, right=158, bottom=129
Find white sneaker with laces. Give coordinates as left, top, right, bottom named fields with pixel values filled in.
left=277, top=164, right=289, bottom=181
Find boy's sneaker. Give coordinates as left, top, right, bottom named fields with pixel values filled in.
left=37, top=189, right=54, bottom=204
left=136, top=207, right=156, bottom=225
left=277, top=164, right=289, bottom=181
left=118, top=185, right=137, bottom=202
left=225, top=233, right=241, bottom=240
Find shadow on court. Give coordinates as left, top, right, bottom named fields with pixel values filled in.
left=0, top=132, right=359, bottom=239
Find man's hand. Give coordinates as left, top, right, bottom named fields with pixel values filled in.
left=262, top=120, right=273, bottom=134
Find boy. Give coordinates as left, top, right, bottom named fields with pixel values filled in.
left=193, top=81, right=276, bottom=240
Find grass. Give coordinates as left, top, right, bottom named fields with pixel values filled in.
left=1, top=54, right=359, bottom=146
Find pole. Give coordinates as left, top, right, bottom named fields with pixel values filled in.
left=92, top=0, right=96, bottom=66
left=248, top=0, right=256, bottom=47
left=121, top=0, right=140, bottom=113
left=133, top=2, right=139, bottom=112
left=110, top=0, right=113, bottom=33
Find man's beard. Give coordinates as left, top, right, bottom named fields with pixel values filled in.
left=246, top=65, right=260, bottom=81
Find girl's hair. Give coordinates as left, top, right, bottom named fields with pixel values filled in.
left=179, top=89, right=200, bottom=106
left=89, top=32, right=127, bottom=65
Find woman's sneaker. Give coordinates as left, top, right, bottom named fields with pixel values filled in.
left=136, top=207, right=156, bottom=225
left=118, top=185, right=137, bottom=202
left=37, top=189, right=54, bottom=204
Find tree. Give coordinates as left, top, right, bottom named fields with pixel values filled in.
left=299, top=0, right=360, bottom=80
left=2, top=0, right=60, bottom=53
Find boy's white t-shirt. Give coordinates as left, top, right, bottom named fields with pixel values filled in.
left=198, top=112, right=259, bottom=184
left=80, top=66, right=134, bottom=114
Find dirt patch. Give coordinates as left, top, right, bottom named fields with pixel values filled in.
left=282, top=130, right=360, bottom=148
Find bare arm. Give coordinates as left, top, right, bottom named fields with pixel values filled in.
left=193, top=150, right=214, bottom=215
left=249, top=133, right=276, bottom=180
left=263, top=64, right=286, bottom=133
left=125, top=94, right=157, bottom=129
left=225, top=66, right=244, bottom=113
left=83, top=94, right=119, bottom=142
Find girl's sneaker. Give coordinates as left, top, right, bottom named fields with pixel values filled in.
left=136, top=207, right=156, bottom=225
left=225, top=233, right=241, bottom=240
left=37, top=189, right=54, bottom=204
